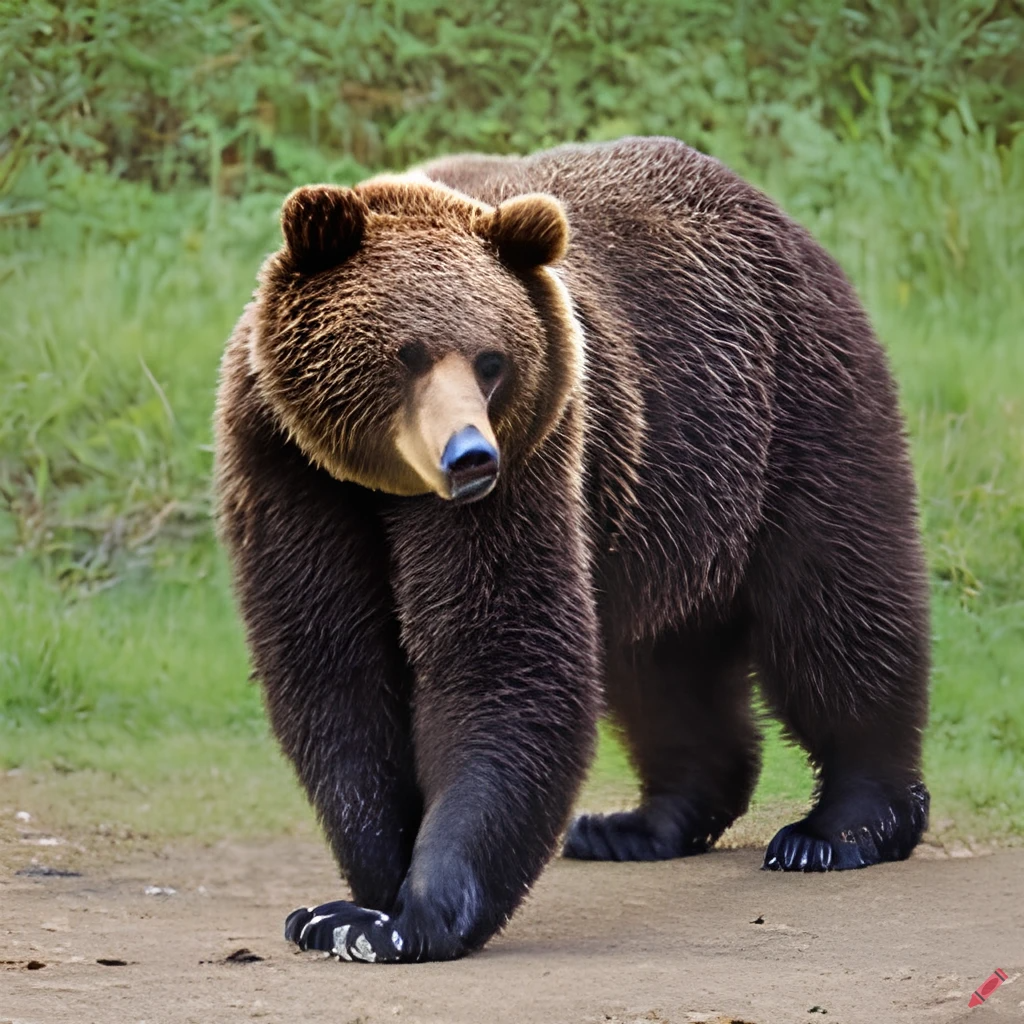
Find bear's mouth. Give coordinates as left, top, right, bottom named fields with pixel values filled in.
left=449, top=471, right=498, bottom=503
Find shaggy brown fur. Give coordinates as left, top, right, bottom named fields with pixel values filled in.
left=214, top=136, right=929, bottom=964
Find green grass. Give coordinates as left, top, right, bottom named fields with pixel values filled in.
left=2, top=130, right=1022, bottom=846
left=0, top=553, right=813, bottom=841
left=5, top=0, right=1020, bottom=199
left=1, top=1, right=1022, bottom=847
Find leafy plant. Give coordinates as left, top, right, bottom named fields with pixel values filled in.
left=3, top=0, right=1021, bottom=200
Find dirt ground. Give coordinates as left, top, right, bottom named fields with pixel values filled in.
left=2, top=814, right=1023, bottom=1024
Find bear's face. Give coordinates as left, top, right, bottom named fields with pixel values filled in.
left=251, top=179, right=582, bottom=501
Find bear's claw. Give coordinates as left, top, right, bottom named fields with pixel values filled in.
left=763, top=823, right=845, bottom=871
left=285, top=900, right=402, bottom=962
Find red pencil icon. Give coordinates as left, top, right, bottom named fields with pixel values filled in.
left=969, top=968, right=1008, bottom=1007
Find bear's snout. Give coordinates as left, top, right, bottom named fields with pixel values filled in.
left=441, top=426, right=499, bottom=503
left=393, top=353, right=500, bottom=501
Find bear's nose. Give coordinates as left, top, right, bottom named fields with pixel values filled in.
left=440, top=426, right=499, bottom=503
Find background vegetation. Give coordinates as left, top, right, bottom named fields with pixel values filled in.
left=1, top=0, right=1022, bottom=845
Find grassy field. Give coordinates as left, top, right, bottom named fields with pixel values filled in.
left=1, top=2, right=1022, bottom=847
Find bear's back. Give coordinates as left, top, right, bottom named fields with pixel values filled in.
left=425, top=139, right=784, bottom=634
left=422, top=136, right=742, bottom=224
left=422, top=139, right=901, bottom=643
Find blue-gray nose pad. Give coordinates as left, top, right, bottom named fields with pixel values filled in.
left=440, top=426, right=499, bottom=503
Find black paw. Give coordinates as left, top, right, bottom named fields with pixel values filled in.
left=763, top=780, right=929, bottom=872
left=762, top=822, right=851, bottom=870
left=285, top=900, right=403, bottom=962
left=563, top=801, right=723, bottom=861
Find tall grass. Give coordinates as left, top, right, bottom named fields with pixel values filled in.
left=0, top=1, right=1022, bottom=841
left=4, top=1, right=1021, bottom=199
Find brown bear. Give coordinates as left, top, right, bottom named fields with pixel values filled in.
left=214, top=136, right=930, bottom=964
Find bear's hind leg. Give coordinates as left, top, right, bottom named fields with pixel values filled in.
left=564, top=617, right=761, bottom=861
left=759, top=709, right=930, bottom=872
left=751, top=536, right=930, bottom=872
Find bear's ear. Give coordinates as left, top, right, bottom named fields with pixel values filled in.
left=280, top=185, right=369, bottom=272
left=486, top=193, right=569, bottom=268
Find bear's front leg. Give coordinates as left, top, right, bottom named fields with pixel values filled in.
left=288, top=436, right=602, bottom=962
left=216, top=341, right=424, bottom=915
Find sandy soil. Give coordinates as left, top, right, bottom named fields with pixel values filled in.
left=2, top=823, right=1023, bottom=1024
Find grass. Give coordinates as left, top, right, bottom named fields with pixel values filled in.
left=0, top=555, right=814, bottom=842
left=5, top=0, right=1020, bottom=198
left=0, top=2, right=1022, bottom=849
left=2, top=133, right=1022, bottom=849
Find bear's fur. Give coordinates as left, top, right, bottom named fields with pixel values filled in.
left=214, top=136, right=929, bottom=963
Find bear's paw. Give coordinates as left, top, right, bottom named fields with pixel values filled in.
left=563, top=802, right=725, bottom=862
left=285, top=900, right=402, bottom=963
left=763, top=780, right=930, bottom=871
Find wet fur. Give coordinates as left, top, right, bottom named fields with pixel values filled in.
left=215, top=136, right=929, bottom=961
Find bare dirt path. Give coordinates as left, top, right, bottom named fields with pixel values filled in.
left=2, top=833, right=1022, bottom=1024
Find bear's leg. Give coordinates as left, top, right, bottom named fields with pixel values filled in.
left=218, top=360, right=423, bottom=914
left=233, top=480, right=424, bottom=911
left=758, top=697, right=929, bottom=871
left=564, top=617, right=761, bottom=861
left=286, top=426, right=603, bottom=962
left=750, top=536, right=930, bottom=872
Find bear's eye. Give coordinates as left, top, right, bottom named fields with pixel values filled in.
left=475, top=351, right=506, bottom=389
left=397, top=341, right=429, bottom=374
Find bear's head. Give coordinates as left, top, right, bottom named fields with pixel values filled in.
left=251, top=177, right=582, bottom=502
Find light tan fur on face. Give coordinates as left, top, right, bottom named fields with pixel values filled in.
left=394, top=353, right=498, bottom=498
left=253, top=178, right=580, bottom=498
